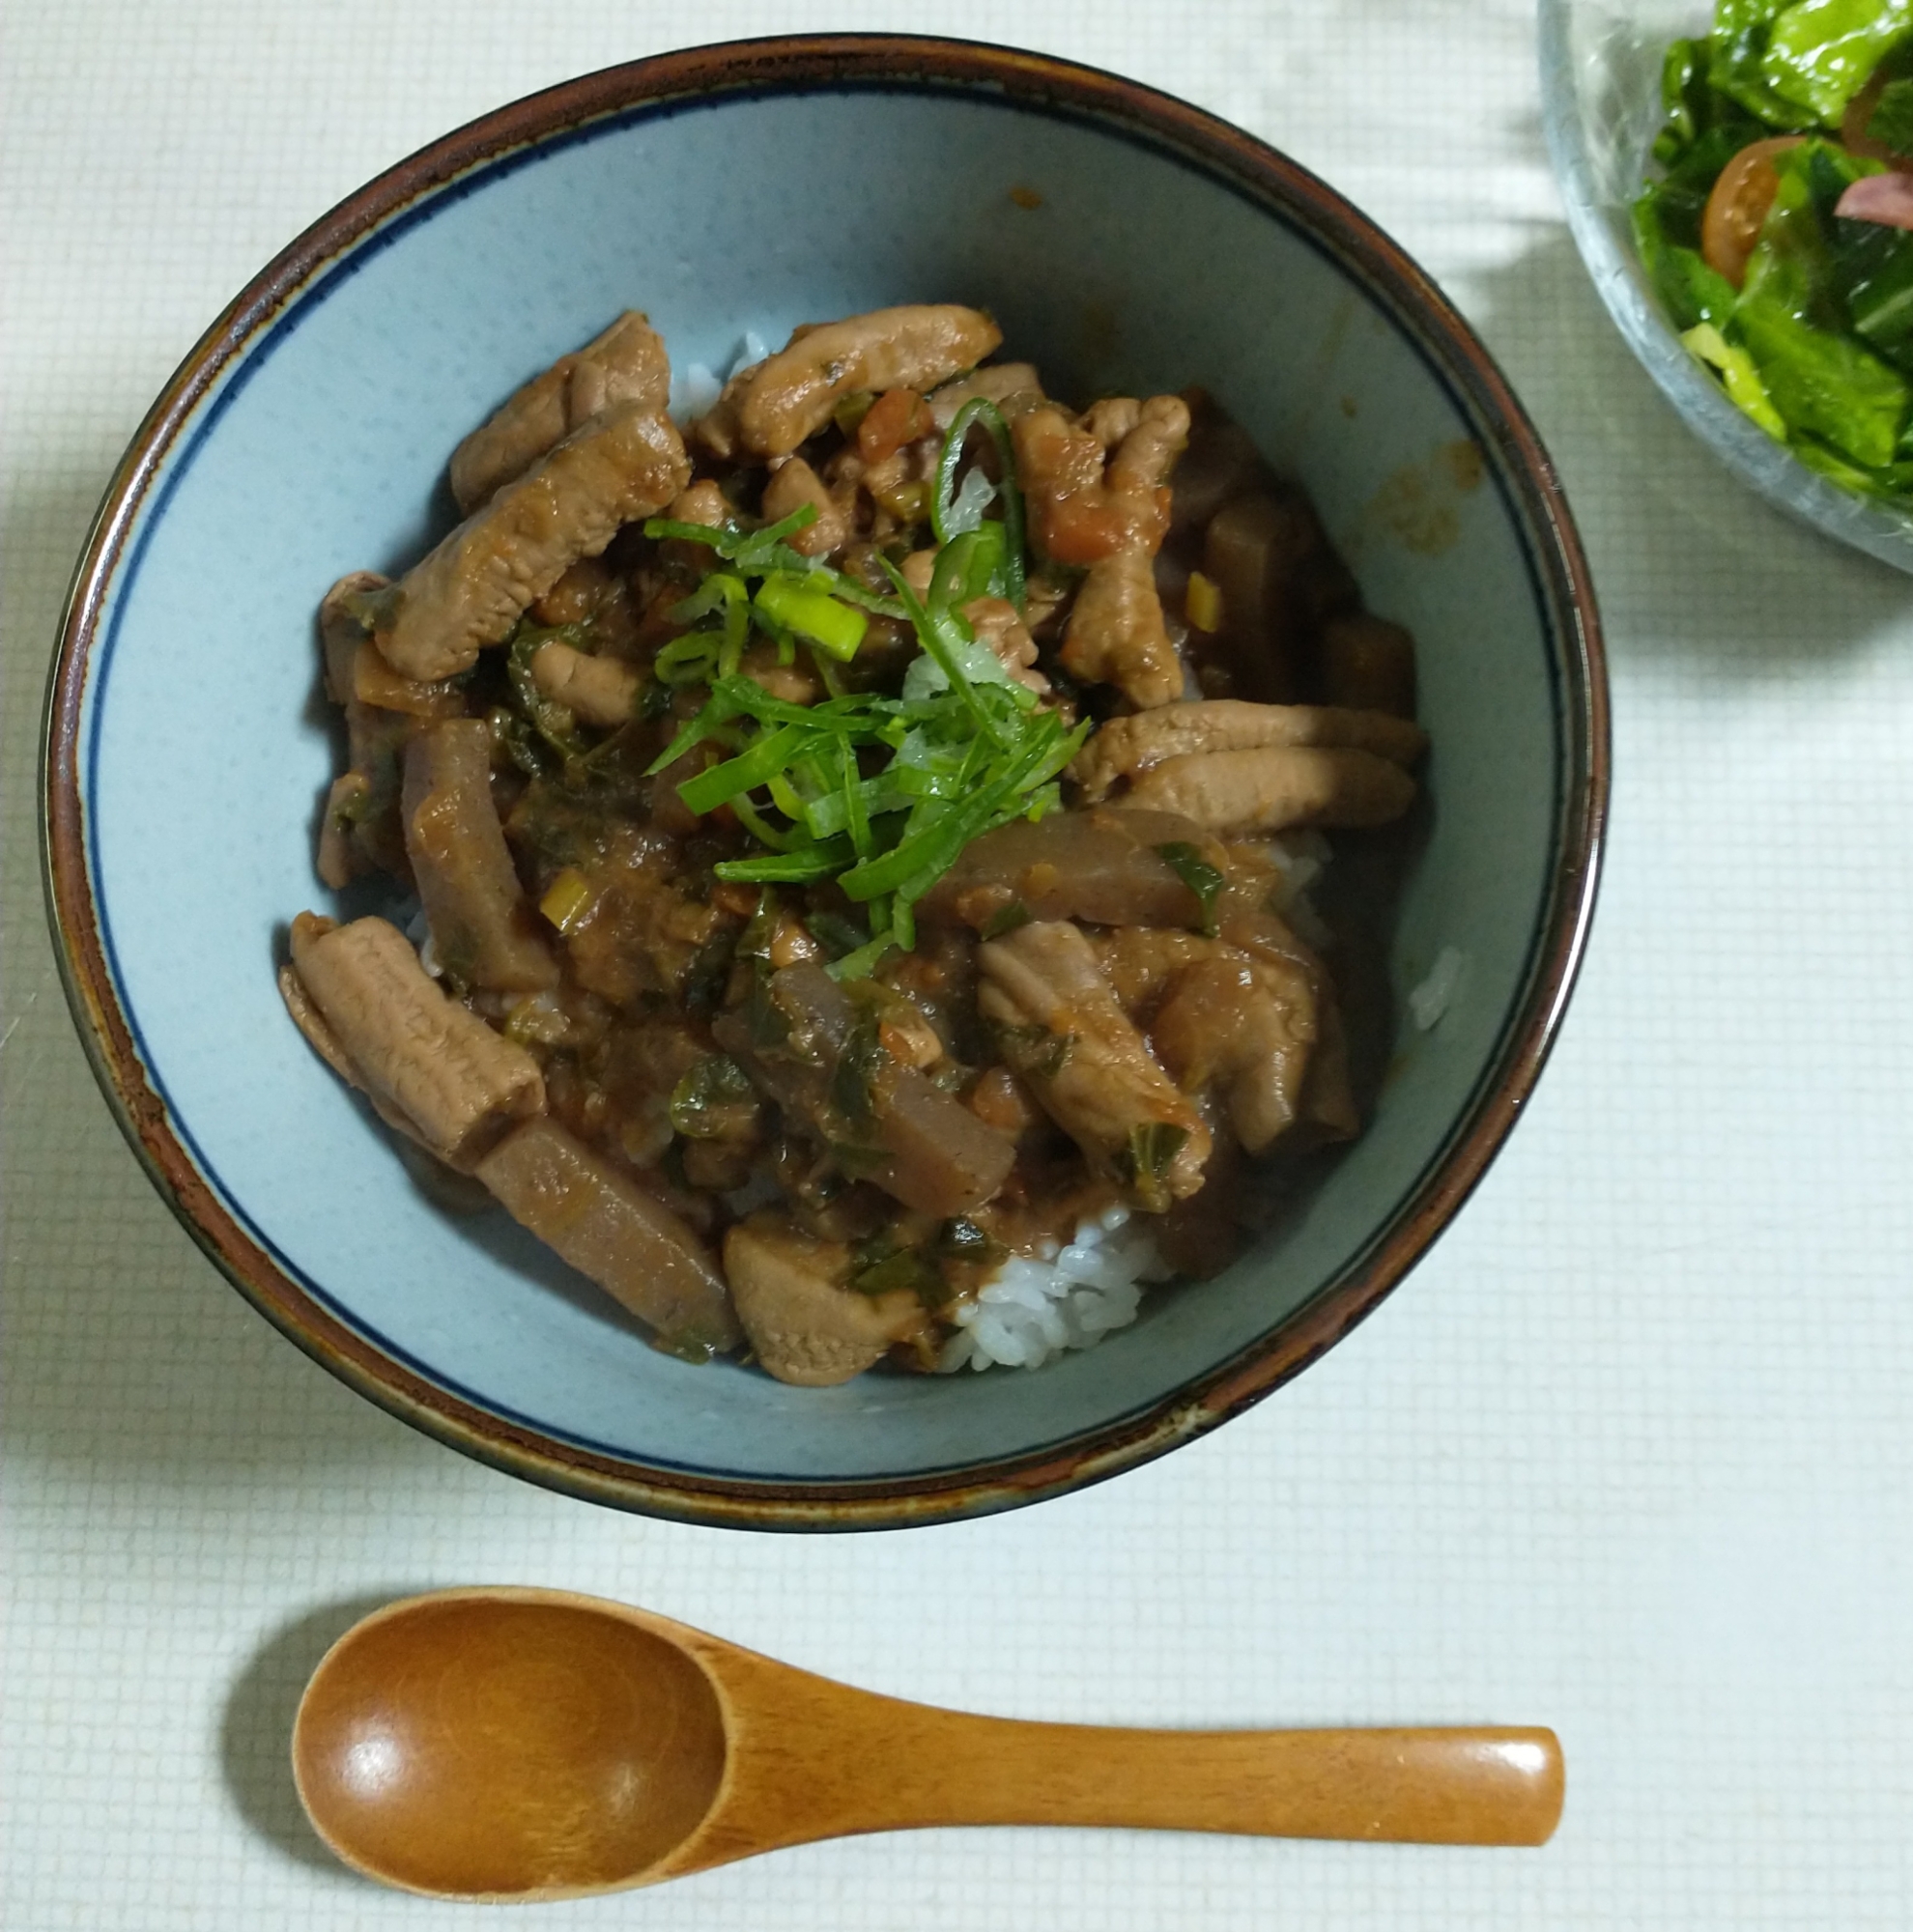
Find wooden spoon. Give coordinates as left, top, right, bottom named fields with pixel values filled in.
left=292, top=1587, right=1563, bottom=1900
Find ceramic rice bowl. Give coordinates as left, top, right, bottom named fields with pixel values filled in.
left=43, top=37, right=1607, bottom=1529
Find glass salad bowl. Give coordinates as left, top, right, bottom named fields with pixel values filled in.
left=1539, top=0, right=1913, bottom=572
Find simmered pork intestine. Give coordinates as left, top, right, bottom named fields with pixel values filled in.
left=285, top=304, right=1426, bottom=1382
left=448, top=311, right=673, bottom=512
left=375, top=401, right=690, bottom=682
left=696, top=304, right=1004, bottom=459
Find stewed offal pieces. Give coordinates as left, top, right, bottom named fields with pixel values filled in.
left=281, top=303, right=1427, bottom=1385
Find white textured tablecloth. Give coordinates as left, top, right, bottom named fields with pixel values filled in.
left=6, top=3, right=1912, bottom=1924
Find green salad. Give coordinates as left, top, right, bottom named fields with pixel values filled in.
left=1636, top=0, right=1913, bottom=498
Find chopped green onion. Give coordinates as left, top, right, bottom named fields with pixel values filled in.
left=737, top=891, right=780, bottom=959
left=653, top=633, right=721, bottom=687
left=931, top=397, right=1027, bottom=607
left=1156, top=841, right=1225, bottom=937
left=754, top=573, right=869, bottom=661
left=848, top=1246, right=941, bottom=1299
left=879, top=556, right=1012, bottom=751
left=826, top=930, right=903, bottom=981
left=714, top=842, right=852, bottom=884
left=730, top=794, right=793, bottom=851
left=808, top=644, right=847, bottom=698
left=669, top=569, right=750, bottom=675
left=929, top=522, right=1009, bottom=611
left=644, top=681, right=749, bottom=776
left=833, top=390, right=877, bottom=435
left=839, top=736, right=872, bottom=860
left=935, top=1216, right=1005, bottom=1266
left=650, top=535, right=1082, bottom=974
left=676, top=722, right=810, bottom=815
left=643, top=502, right=907, bottom=620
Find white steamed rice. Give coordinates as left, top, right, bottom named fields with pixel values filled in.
left=1408, top=945, right=1466, bottom=1031
left=671, top=329, right=772, bottom=424
left=936, top=1207, right=1176, bottom=1374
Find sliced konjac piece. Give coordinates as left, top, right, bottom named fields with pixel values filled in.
left=712, top=963, right=1014, bottom=1220
left=286, top=913, right=545, bottom=1167
left=475, top=1117, right=741, bottom=1359
left=449, top=311, right=672, bottom=512
left=976, top=920, right=1211, bottom=1209
left=1199, top=489, right=1355, bottom=701
left=724, top=1210, right=925, bottom=1386
left=916, top=807, right=1228, bottom=932
left=376, top=401, right=690, bottom=682
left=1073, top=698, right=1425, bottom=800
left=1167, top=411, right=1269, bottom=536
left=1119, top=744, right=1414, bottom=836
left=402, top=719, right=558, bottom=993
left=699, top=305, right=1004, bottom=459
left=1318, top=611, right=1418, bottom=720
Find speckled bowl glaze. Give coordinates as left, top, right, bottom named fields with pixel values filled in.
left=43, top=37, right=1607, bottom=1529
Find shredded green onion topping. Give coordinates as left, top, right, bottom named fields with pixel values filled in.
left=931, top=398, right=1027, bottom=608
left=644, top=477, right=1079, bottom=980
left=628, top=415, right=1063, bottom=980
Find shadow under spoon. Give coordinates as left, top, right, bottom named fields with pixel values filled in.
left=292, top=1587, right=1565, bottom=1900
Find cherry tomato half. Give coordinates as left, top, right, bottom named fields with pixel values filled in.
left=1701, top=136, right=1806, bottom=289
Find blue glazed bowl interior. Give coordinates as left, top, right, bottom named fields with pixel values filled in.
left=79, top=73, right=1575, bottom=1493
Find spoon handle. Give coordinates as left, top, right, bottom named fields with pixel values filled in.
left=829, top=1702, right=1559, bottom=1846
left=687, top=1642, right=1562, bottom=1861
left=871, top=1708, right=1563, bottom=1845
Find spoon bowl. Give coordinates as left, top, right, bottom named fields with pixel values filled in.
left=294, top=1588, right=1565, bottom=1899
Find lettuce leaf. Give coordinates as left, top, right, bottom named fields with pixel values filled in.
left=1711, top=0, right=1824, bottom=125
left=1762, top=0, right=1913, bottom=124
left=1684, top=322, right=1790, bottom=434
left=1841, top=222, right=1913, bottom=367
left=1635, top=193, right=1740, bottom=328
left=1865, top=72, right=1913, bottom=145
left=1734, top=142, right=1909, bottom=464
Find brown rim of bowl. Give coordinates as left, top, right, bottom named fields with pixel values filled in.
left=41, top=33, right=1609, bottom=1532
